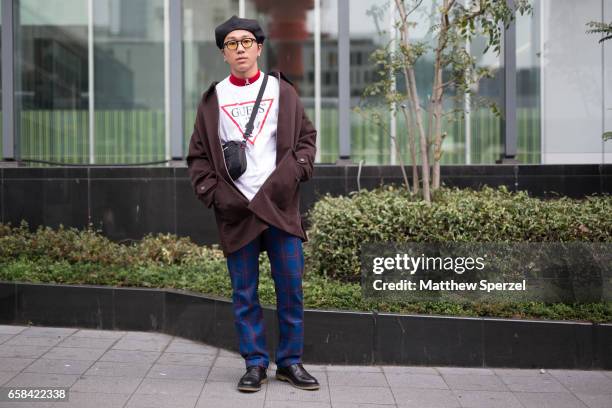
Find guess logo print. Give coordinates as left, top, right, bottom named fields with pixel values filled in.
left=221, top=98, right=274, bottom=145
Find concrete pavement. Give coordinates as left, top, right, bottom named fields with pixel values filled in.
left=0, top=325, right=611, bottom=408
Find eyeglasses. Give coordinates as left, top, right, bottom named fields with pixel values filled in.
left=223, top=37, right=257, bottom=50
left=223, top=37, right=257, bottom=51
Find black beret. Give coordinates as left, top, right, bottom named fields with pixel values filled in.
left=215, top=15, right=266, bottom=50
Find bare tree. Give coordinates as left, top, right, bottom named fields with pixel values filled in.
left=359, top=0, right=532, bottom=203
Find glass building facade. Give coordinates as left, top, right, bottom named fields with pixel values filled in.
left=1, top=0, right=610, bottom=166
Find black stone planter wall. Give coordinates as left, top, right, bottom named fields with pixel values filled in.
left=1, top=281, right=610, bottom=369
left=0, top=164, right=610, bottom=247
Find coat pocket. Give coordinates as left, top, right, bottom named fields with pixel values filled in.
left=265, top=151, right=300, bottom=211
left=291, top=149, right=306, bottom=182
left=196, top=177, right=218, bottom=209
left=213, top=176, right=251, bottom=223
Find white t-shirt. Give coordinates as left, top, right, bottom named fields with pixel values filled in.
left=216, top=71, right=279, bottom=201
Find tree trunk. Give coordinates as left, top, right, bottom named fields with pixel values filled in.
left=432, top=64, right=443, bottom=190
left=393, top=108, right=412, bottom=194
left=407, top=68, right=431, bottom=203
left=400, top=104, right=419, bottom=194
left=431, top=0, right=453, bottom=191
left=395, top=0, right=431, bottom=203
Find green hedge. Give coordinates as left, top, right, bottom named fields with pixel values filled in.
left=0, top=221, right=212, bottom=268
left=2, top=256, right=610, bottom=322
left=306, top=185, right=611, bottom=283
left=0, top=219, right=610, bottom=322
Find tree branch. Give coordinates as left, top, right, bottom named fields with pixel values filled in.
left=406, top=0, right=425, bottom=18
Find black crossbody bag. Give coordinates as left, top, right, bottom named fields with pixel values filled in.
left=222, top=73, right=269, bottom=181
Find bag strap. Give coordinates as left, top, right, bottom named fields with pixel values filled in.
left=243, top=72, right=268, bottom=141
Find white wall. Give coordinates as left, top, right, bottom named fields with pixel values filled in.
left=541, top=0, right=608, bottom=164
left=605, top=0, right=612, bottom=163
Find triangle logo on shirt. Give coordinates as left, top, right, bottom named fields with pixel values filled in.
left=220, top=98, right=274, bottom=145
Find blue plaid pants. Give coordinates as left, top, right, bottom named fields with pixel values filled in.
left=226, top=223, right=304, bottom=369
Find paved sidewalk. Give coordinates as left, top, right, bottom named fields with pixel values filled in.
left=0, top=325, right=610, bottom=408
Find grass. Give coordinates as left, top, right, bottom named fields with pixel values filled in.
left=1, top=253, right=610, bottom=323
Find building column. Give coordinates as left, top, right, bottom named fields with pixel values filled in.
left=2, top=0, right=16, bottom=160
left=337, top=0, right=352, bottom=163
left=498, top=0, right=519, bottom=163
left=167, top=0, right=184, bottom=161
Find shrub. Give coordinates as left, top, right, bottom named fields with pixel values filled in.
left=305, top=185, right=612, bottom=282
left=0, top=202, right=610, bottom=322
left=0, top=220, right=225, bottom=267
left=1, top=256, right=609, bottom=322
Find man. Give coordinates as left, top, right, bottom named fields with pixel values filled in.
left=186, top=15, right=319, bottom=393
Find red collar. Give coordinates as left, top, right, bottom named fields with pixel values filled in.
left=229, top=70, right=261, bottom=86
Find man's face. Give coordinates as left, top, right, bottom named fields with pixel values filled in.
left=221, top=29, right=262, bottom=74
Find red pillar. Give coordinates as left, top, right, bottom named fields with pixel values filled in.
left=253, top=0, right=314, bottom=93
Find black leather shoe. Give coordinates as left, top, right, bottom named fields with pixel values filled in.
left=237, top=365, right=267, bottom=392
left=276, top=363, right=320, bottom=390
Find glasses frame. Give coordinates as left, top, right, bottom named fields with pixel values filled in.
left=223, top=37, right=258, bottom=51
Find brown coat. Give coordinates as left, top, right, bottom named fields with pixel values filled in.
left=186, top=71, right=317, bottom=257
